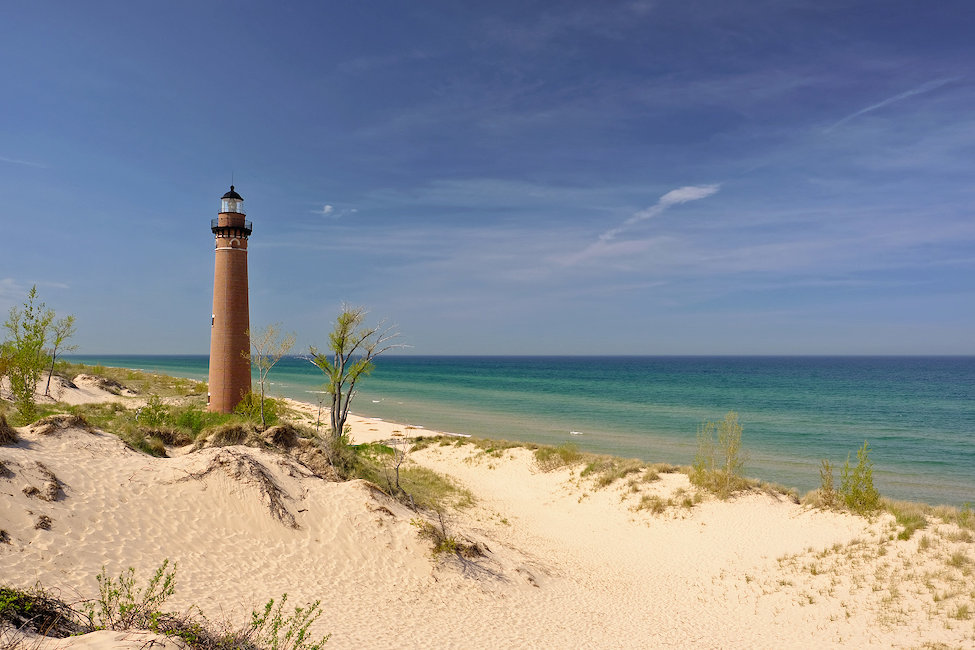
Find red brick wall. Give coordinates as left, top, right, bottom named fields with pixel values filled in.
left=207, top=213, right=251, bottom=413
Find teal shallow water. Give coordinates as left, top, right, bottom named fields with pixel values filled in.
left=67, top=355, right=975, bottom=507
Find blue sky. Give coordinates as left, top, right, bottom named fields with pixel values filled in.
left=2, top=1, right=973, bottom=354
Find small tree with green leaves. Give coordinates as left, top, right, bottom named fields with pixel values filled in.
left=691, top=411, right=747, bottom=498
left=840, top=440, right=880, bottom=514
left=309, top=307, right=399, bottom=445
left=44, top=314, right=77, bottom=397
left=244, top=323, right=296, bottom=430
left=3, top=286, right=55, bottom=419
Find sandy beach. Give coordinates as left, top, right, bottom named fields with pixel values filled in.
left=2, top=377, right=974, bottom=649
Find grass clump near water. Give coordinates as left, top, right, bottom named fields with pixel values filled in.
left=807, top=440, right=885, bottom=518
left=534, top=443, right=583, bottom=471
left=690, top=411, right=748, bottom=499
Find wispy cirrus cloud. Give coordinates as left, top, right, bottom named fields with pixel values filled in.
left=0, top=155, right=46, bottom=168
left=825, top=76, right=962, bottom=132
left=558, top=183, right=719, bottom=267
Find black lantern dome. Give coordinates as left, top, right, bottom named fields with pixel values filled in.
left=220, top=185, right=244, bottom=214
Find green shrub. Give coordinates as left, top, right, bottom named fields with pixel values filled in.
left=82, top=560, right=177, bottom=632
left=137, top=395, right=167, bottom=428
left=235, top=392, right=280, bottom=428
left=840, top=441, right=880, bottom=515
left=819, top=459, right=837, bottom=508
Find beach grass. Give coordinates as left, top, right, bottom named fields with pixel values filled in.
left=57, top=361, right=207, bottom=398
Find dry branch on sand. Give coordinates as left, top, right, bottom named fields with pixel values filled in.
left=176, top=449, right=299, bottom=529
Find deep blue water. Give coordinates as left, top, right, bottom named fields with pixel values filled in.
left=66, top=355, right=975, bottom=507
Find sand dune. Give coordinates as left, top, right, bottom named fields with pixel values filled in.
left=2, top=383, right=974, bottom=648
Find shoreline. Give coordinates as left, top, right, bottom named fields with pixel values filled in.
left=62, top=355, right=975, bottom=508
left=57, top=358, right=975, bottom=507
left=2, top=369, right=975, bottom=647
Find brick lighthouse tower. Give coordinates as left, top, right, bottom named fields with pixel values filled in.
left=207, top=186, right=252, bottom=412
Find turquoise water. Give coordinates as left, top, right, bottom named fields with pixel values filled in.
left=67, top=355, right=975, bottom=507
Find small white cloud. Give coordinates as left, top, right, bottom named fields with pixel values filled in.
left=659, top=184, right=720, bottom=206
left=311, top=204, right=357, bottom=219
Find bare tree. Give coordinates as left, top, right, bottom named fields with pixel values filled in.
left=309, top=306, right=399, bottom=442
left=244, top=323, right=296, bottom=430
left=44, top=315, right=77, bottom=397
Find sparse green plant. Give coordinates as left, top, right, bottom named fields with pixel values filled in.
left=3, top=563, right=331, bottom=649
left=885, top=500, right=928, bottom=540
left=410, top=511, right=483, bottom=559
left=819, top=459, right=837, bottom=508
left=3, top=286, right=56, bottom=419
left=250, top=593, right=330, bottom=650
left=580, top=456, right=644, bottom=488
left=840, top=441, right=880, bottom=515
left=411, top=517, right=459, bottom=555
left=244, top=324, right=296, bottom=431
left=947, top=551, right=970, bottom=570
left=382, top=435, right=411, bottom=496
left=636, top=494, right=667, bottom=514
left=691, top=411, right=747, bottom=498
left=82, top=560, right=177, bottom=631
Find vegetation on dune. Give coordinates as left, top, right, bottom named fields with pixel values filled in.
left=245, top=323, right=296, bottom=431
left=1, top=561, right=329, bottom=649
left=309, top=306, right=399, bottom=448
left=691, top=411, right=748, bottom=499
left=808, top=440, right=882, bottom=516
left=57, top=361, right=208, bottom=398
left=1, top=286, right=76, bottom=420
left=326, top=433, right=473, bottom=513
left=840, top=441, right=881, bottom=515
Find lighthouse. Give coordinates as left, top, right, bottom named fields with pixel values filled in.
left=207, top=185, right=252, bottom=412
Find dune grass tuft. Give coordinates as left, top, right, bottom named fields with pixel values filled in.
left=885, top=499, right=929, bottom=540
left=534, top=443, right=583, bottom=471
left=0, top=415, right=18, bottom=445
left=581, top=456, right=645, bottom=488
